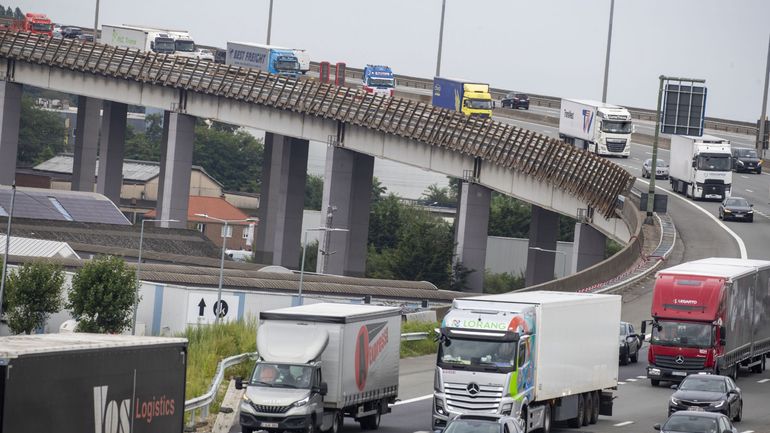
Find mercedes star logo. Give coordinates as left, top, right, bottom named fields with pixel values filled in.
left=467, top=383, right=480, bottom=397
left=675, top=355, right=685, bottom=365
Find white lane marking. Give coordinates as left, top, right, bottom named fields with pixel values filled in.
left=742, top=430, right=755, bottom=433
left=636, top=179, right=748, bottom=259
left=626, top=378, right=637, bottom=382
left=637, top=375, right=647, bottom=379
left=741, top=175, right=750, bottom=179
left=758, top=378, right=770, bottom=383
left=746, top=189, right=754, bottom=193
left=614, top=421, right=634, bottom=427
left=393, top=394, right=433, bottom=406
left=645, top=151, right=652, bottom=155
left=618, top=381, right=626, bottom=385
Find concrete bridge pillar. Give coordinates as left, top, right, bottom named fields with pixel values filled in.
left=525, top=205, right=560, bottom=286
left=254, top=133, right=308, bottom=268
left=453, top=181, right=491, bottom=292
left=97, top=101, right=127, bottom=204
left=156, top=112, right=194, bottom=229
left=0, top=81, right=21, bottom=185
left=72, top=96, right=102, bottom=192
left=571, top=222, right=606, bottom=273
left=316, top=146, right=374, bottom=277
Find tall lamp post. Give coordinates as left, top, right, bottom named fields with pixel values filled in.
left=266, top=0, right=274, bottom=44
left=435, top=0, right=447, bottom=78
left=195, top=214, right=258, bottom=323
left=528, top=246, right=568, bottom=278
left=298, top=227, right=348, bottom=305
left=131, top=218, right=178, bottom=335
left=0, top=183, right=17, bottom=320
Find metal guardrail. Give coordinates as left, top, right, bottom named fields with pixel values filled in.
left=401, top=331, right=431, bottom=341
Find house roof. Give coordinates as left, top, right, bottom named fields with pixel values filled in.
left=0, top=186, right=130, bottom=225
left=33, top=154, right=223, bottom=187
left=145, top=196, right=253, bottom=223
left=0, top=234, right=80, bottom=259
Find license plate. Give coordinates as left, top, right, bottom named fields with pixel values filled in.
left=260, top=422, right=279, bottom=428
left=672, top=371, right=687, bottom=377
left=689, top=406, right=704, bottom=411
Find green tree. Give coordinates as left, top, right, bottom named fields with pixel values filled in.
left=18, top=96, right=67, bottom=165
left=299, top=240, right=319, bottom=272
left=6, top=7, right=12, bottom=17
left=13, top=6, right=21, bottom=19
left=488, top=193, right=530, bottom=238
left=421, top=183, right=455, bottom=207
left=124, top=113, right=163, bottom=161
left=192, top=120, right=264, bottom=193
left=483, top=270, right=526, bottom=294
left=5, top=262, right=64, bottom=334
left=449, top=261, right=472, bottom=292
left=371, top=176, right=387, bottom=204
left=68, top=256, right=138, bottom=333
left=367, top=194, right=404, bottom=252
left=305, top=174, right=323, bottom=210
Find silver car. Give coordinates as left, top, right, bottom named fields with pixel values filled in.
left=642, top=158, right=669, bottom=179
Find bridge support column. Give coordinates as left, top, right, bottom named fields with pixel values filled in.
left=0, top=81, right=21, bottom=185
left=254, top=133, right=308, bottom=268
left=72, top=96, right=102, bottom=192
left=317, top=146, right=374, bottom=277
left=453, top=181, right=491, bottom=292
left=571, top=222, right=606, bottom=273
left=525, top=205, right=559, bottom=286
left=97, top=101, right=127, bottom=204
left=157, top=112, right=194, bottom=229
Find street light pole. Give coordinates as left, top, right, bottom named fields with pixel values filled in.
left=0, top=183, right=17, bottom=320
left=529, top=246, right=567, bottom=278
left=299, top=227, right=348, bottom=305
left=93, top=0, right=100, bottom=41
left=758, top=33, right=770, bottom=157
left=435, top=0, right=447, bottom=78
left=266, top=0, right=274, bottom=44
left=601, top=0, right=615, bottom=103
left=132, top=218, right=178, bottom=335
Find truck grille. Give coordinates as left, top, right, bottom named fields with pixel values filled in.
left=655, top=355, right=705, bottom=370
left=444, top=381, right=503, bottom=412
left=253, top=404, right=292, bottom=414
left=606, top=140, right=626, bottom=153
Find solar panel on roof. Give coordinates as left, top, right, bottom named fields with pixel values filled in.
left=0, top=187, right=130, bottom=225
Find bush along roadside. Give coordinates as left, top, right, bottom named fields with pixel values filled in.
left=401, top=320, right=439, bottom=358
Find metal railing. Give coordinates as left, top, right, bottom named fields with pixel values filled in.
left=401, top=331, right=431, bottom=341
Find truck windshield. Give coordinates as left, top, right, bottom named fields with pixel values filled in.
left=464, top=99, right=492, bottom=110
left=438, top=337, right=516, bottom=372
left=31, top=23, right=52, bottom=32
left=696, top=154, right=731, bottom=171
left=154, top=40, right=175, bottom=53
left=175, top=40, right=195, bottom=52
left=250, top=363, right=313, bottom=389
left=651, top=321, right=713, bottom=348
left=367, top=77, right=395, bottom=88
left=275, top=59, right=299, bottom=73
left=601, top=120, right=632, bottom=134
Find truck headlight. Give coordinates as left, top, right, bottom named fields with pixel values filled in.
left=748, top=210, right=754, bottom=214
left=724, top=209, right=732, bottom=213
left=435, top=399, right=447, bottom=416
left=242, top=394, right=253, bottom=403
left=649, top=368, right=661, bottom=375
left=737, top=160, right=745, bottom=166
left=293, top=396, right=310, bottom=407
left=501, top=403, right=513, bottom=415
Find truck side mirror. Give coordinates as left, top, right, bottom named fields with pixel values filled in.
left=235, top=376, right=244, bottom=390
left=720, top=326, right=726, bottom=345
left=692, top=160, right=697, bottom=168
left=653, top=424, right=661, bottom=431
left=319, top=382, right=328, bottom=396
left=640, top=321, right=647, bottom=335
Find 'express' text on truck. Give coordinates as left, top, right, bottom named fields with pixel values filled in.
left=432, top=77, right=492, bottom=118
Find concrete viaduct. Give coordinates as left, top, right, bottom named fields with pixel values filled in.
left=0, top=32, right=635, bottom=291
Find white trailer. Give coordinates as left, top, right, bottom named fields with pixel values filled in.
left=100, top=24, right=177, bottom=55
left=226, top=41, right=301, bottom=77
left=237, top=303, right=401, bottom=433
left=433, top=291, right=620, bottom=432
left=559, top=98, right=633, bottom=157
left=669, top=134, right=732, bottom=200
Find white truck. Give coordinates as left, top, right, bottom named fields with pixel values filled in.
left=236, top=303, right=401, bottom=433
left=100, top=24, right=176, bottom=54
left=433, top=291, right=620, bottom=433
left=226, top=41, right=301, bottom=77
left=669, top=134, right=732, bottom=200
left=559, top=98, right=633, bottom=157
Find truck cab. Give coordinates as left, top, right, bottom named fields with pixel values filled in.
left=669, top=135, right=732, bottom=200
left=559, top=99, right=633, bottom=157
left=459, top=83, right=493, bottom=118
left=150, top=33, right=176, bottom=54
left=432, top=77, right=493, bottom=119
left=270, top=49, right=301, bottom=77
left=363, top=65, right=396, bottom=97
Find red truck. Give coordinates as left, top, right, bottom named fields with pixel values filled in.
left=642, top=258, right=770, bottom=386
left=0, top=13, right=53, bottom=37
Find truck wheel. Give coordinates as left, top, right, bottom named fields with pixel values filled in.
left=620, top=347, right=630, bottom=366
left=590, top=392, right=599, bottom=424
left=359, top=413, right=380, bottom=430
left=307, top=416, right=317, bottom=433
left=651, top=379, right=660, bottom=387
left=630, top=347, right=639, bottom=363
left=581, top=393, right=591, bottom=426
left=327, top=411, right=342, bottom=433
left=542, top=404, right=552, bottom=433
left=243, top=428, right=254, bottom=433
left=567, top=394, right=584, bottom=428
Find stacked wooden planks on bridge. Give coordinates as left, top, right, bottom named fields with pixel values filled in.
left=0, top=31, right=635, bottom=218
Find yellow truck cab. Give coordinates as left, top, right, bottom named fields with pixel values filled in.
left=433, top=77, right=493, bottom=118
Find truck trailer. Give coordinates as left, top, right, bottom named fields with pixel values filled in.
left=558, top=99, right=633, bottom=157
left=433, top=291, right=620, bottom=433
left=226, top=41, right=301, bottom=77
left=669, top=134, right=732, bottom=200
left=643, top=258, right=770, bottom=386
left=0, top=333, right=188, bottom=433
left=432, top=77, right=493, bottom=118
left=236, top=303, right=401, bottom=433
left=100, top=24, right=176, bottom=54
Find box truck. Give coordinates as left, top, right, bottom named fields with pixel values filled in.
left=363, top=65, right=396, bottom=97
left=236, top=303, right=401, bottom=433
left=669, top=134, right=732, bottom=200
left=558, top=99, right=633, bottom=157
left=642, top=258, right=770, bottom=386
left=100, top=24, right=176, bottom=54
left=0, top=333, right=188, bottom=433
left=433, top=291, right=620, bottom=433
left=226, top=41, right=301, bottom=77
left=432, top=77, right=493, bottom=118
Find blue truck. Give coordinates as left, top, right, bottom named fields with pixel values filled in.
left=362, top=64, right=396, bottom=96
left=432, top=77, right=493, bottom=118
left=226, top=41, right=300, bottom=77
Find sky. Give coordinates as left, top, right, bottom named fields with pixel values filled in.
left=17, top=1, right=770, bottom=122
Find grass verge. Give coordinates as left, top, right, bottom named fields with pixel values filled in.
left=400, top=320, right=439, bottom=358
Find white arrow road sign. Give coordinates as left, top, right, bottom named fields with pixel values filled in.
left=186, top=292, right=240, bottom=325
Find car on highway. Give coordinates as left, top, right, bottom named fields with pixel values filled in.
left=731, top=147, right=762, bottom=173
left=76, top=34, right=94, bottom=42
left=641, top=158, right=669, bottom=179
left=61, top=26, right=82, bottom=39
left=654, top=411, right=738, bottom=433
left=668, top=374, right=743, bottom=421
left=619, top=321, right=642, bottom=365
left=441, top=414, right=523, bottom=433
left=718, top=197, right=754, bottom=222
left=501, top=92, right=529, bottom=110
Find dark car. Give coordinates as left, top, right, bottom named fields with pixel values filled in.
left=668, top=374, right=742, bottom=421
left=655, top=411, right=738, bottom=433
left=619, top=321, right=642, bottom=365
left=718, top=197, right=754, bottom=222
left=76, top=34, right=94, bottom=42
left=731, top=147, right=762, bottom=173
left=61, top=27, right=82, bottom=39
left=441, top=414, right=523, bottom=433
left=501, top=92, right=529, bottom=110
